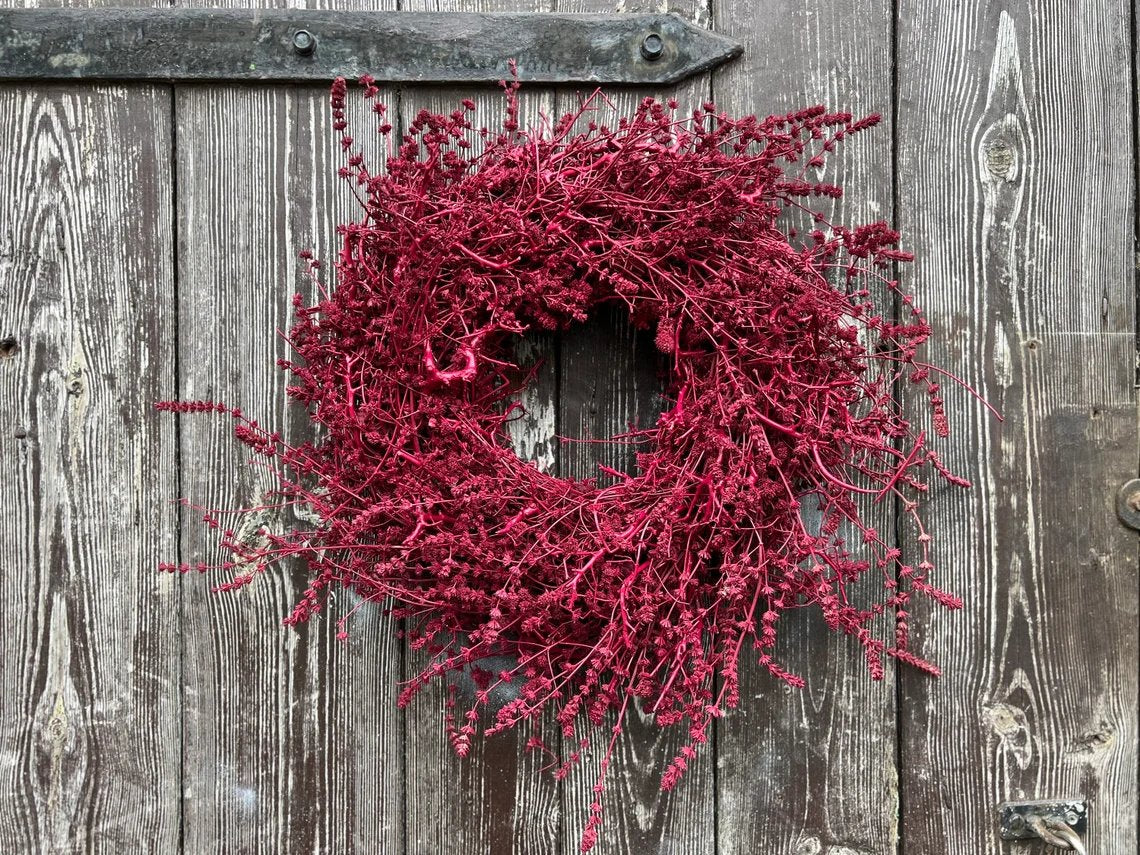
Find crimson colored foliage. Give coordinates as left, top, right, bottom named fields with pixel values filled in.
left=160, top=71, right=990, bottom=850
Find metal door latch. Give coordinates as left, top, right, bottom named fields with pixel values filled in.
left=998, top=798, right=1088, bottom=854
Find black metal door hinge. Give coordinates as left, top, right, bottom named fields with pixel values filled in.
left=0, top=9, right=742, bottom=85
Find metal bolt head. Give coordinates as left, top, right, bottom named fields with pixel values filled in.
left=1065, top=810, right=1080, bottom=826
left=640, top=32, right=665, bottom=61
left=292, top=29, right=316, bottom=56
left=1116, top=478, right=1140, bottom=530
left=1008, top=814, right=1026, bottom=832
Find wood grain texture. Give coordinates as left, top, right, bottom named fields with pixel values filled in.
left=397, top=328, right=562, bottom=855
left=175, top=3, right=404, bottom=851
left=0, top=0, right=180, bottom=849
left=896, top=2, right=1138, bottom=853
left=2, top=1, right=1137, bottom=852
left=712, top=2, right=900, bottom=854
left=395, top=4, right=563, bottom=852
left=0, top=63, right=180, bottom=855
left=550, top=4, right=717, bottom=853
left=558, top=301, right=716, bottom=855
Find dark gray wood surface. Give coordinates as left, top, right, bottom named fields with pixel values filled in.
left=895, top=3, right=1138, bottom=853
left=0, top=1, right=1135, bottom=853
left=713, top=3, right=901, bottom=854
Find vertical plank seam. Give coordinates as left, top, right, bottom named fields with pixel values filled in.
left=1132, top=0, right=1139, bottom=847
left=553, top=210, right=564, bottom=855
left=392, top=13, right=411, bottom=851
left=170, top=80, right=185, bottom=855
left=1132, top=0, right=1139, bottom=387
left=389, top=14, right=410, bottom=851
left=394, top=63, right=410, bottom=855
left=546, top=8, right=564, bottom=849
left=889, top=1, right=905, bottom=852
left=707, top=3, right=719, bottom=853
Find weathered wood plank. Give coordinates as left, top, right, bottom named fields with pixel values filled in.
left=558, top=302, right=718, bottom=855
left=396, top=4, right=562, bottom=852
left=0, top=21, right=180, bottom=855
left=176, top=2, right=404, bottom=851
left=895, top=3, right=1138, bottom=853
left=399, top=243, right=561, bottom=855
left=713, top=2, right=900, bottom=853
left=551, top=2, right=717, bottom=853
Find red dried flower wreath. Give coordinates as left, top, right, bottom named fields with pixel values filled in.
left=160, top=69, right=993, bottom=850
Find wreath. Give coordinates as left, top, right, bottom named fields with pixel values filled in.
left=161, top=69, right=989, bottom=850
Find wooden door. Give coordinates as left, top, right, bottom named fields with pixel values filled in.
left=0, top=1, right=1135, bottom=853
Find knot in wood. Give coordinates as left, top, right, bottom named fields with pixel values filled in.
left=985, top=139, right=1016, bottom=179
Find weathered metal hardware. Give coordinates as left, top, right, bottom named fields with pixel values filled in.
left=640, top=32, right=665, bottom=61
left=0, top=10, right=742, bottom=85
left=998, top=799, right=1088, bottom=853
left=291, top=29, right=316, bottom=58
left=1115, top=478, right=1140, bottom=530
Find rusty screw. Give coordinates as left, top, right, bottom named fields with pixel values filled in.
left=293, top=29, right=316, bottom=56
left=640, top=32, right=664, bottom=61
